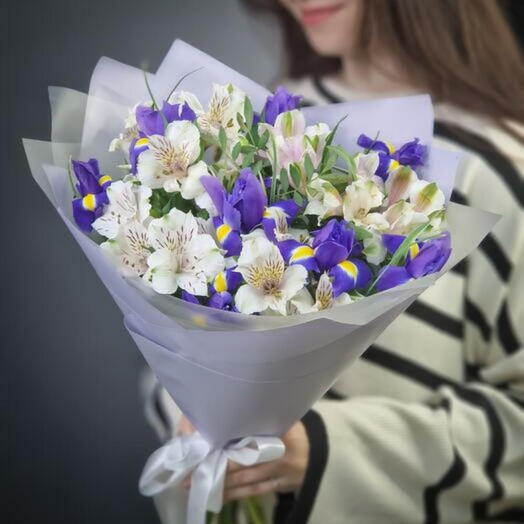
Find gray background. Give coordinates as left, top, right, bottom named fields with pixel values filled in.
left=2, top=1, right=280, bottom=522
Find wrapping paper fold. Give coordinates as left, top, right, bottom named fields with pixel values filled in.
left=23, top=40, right=500, bottom=523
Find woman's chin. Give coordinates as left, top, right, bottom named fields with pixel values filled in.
left=304, top=30, right=353, bottom=58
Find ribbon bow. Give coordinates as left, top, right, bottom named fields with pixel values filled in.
left=139, top=432, right=285, bottom=524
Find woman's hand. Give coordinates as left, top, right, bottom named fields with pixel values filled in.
left=177, top=416, right=309, bottom=500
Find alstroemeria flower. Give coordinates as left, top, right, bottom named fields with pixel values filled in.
left=343, top=177, right=386, bottom=229
left=385, top=166, right=418, bottom=205
left=263, top=86, right=302, bottom=126
left=145, top=208, right=225, bottom=296
left=136, top=120, right=201, bottom=192
left=261, top=111, right=330, bottom=184
left=92, top=180, right=152, bottom=239
left=262, top=199, right=301, bottom=242
left=173, top=84, right=246, bottom=139
left=100, top=221, right=151, bottom=277
left=383, top=199, right=427, bottom=235
left=376, top=232, right=451, bottom=291
left=291, top=273, right=352, bottom=313
left=110, top=104, right=140, bottom=154
left=235, top=236, right=307, bottom=315
left=409, top=180, right=445, bottom=215
left=135, top=101, right=197, bottom=137
left=357, top=134, right=427, bottom=180
left=71, top=158, right=112, bottom=232
left=304, top=174, right=343, bottom=220
left=202, top=168, right=267, bottom=234
left=208, top=268, right=243, bottom=311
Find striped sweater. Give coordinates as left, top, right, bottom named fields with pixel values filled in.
left=145, top=76, right=524, bottom=524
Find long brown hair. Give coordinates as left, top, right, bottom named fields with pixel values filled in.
left=243, top=0, right=524, bottom=138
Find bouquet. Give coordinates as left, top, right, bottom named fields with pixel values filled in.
left=24, top=40, right=497, bottom=524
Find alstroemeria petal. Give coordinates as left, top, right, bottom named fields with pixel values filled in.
left=234, top=285, right=267, bottom=315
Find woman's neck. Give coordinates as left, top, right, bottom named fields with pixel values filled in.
left=335, top=55, right=417, bottom=96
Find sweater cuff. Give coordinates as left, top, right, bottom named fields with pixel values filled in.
left=274, top=409, right=329, bottom=523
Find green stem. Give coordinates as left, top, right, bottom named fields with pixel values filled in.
left=242, top=497, right=266, bottom=524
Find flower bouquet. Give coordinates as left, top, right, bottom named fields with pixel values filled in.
left=23, top=40, right=497, bottom=524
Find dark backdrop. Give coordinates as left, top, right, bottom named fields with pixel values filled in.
left=2, top=1, right=279, bottom=523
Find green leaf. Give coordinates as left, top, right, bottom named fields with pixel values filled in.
left=279, top=168, right=289, bottom=193
left=289, top=163, right=302, bottom=188
left=218, top=127, right=227, bottom=152
left=243, top=96, right=254, bottom=128
left=304, top=153, right=315, bottom=181
left=327, top=145, right=357, bottom=177
left=293, top=192, right=304, bottom=205
left=231, top=141, right=242, bottom=160
left=353, top=224, right=373, bottom=241
left=325, top=114, right=348, bottom=148
left=258, top=130, right=270, bottom=149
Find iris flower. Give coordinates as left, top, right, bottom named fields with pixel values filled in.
left=201, top=168, right=267, bottom=256
left=376, top=232, right=451, bottom=291
left=357, top=134, right=427, bottom=181
left=71, top=159, right=112, bottom=232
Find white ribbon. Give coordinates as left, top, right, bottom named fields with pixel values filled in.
left=139, top=433, right=285, bottom=524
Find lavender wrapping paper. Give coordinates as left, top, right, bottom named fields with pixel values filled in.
left=23, top=40, right=499, bottom=523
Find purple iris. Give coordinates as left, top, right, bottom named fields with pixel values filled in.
left=71, top=159, right=111, bottom=232
left=262, top=199, right=301, bottom=242
left=279, top=219, right=371, bottom=295
left=376, top=232, right=452, bottom=291
left=312, top=219, right=362, bottom=272
left=202, top=168, right=267, bottom=238
left=135, top=101, right=196, bottom=136
left=263, top=86, right=302, bottom=126
left=357, top=134, right=427, bottom=180
left=208, top=269, right=242, bottom=311
left=181, top=290, right=200, bottom=304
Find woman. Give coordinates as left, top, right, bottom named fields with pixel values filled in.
left=147, top=1, right=524, bottom=522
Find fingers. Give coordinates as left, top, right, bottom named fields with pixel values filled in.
left=225, top=462, right=277, bottom=490
left=224, top=477, right=283, bottom=502
left=176, top=415, right=196, bottom=436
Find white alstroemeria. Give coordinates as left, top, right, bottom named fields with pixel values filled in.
left=145, top=209, right=224, bottom=295
left=385, top=166, right=418, bottom=205
left=304, top=122, right=330, bottom=167
left=174, top=84, right=246, bottom=139
left=235, top=236, right=307, bottom=315
left=291, top=273, right=351, bottom=313
left=354, top=151, right=384, bottom=187
left=179, top=160, right=215, bottom=212
left=92, top=180, right=152, bottom=240
left=305, top=173, right=344, bottom=220
left=409, top=180, right=445, bottom=215
left=136, top=120, right=201, bottom=192
left=109, top=103, right=140, bottom=154
left=383, top=199, right=428, bottom=235
left=262, top=110, right=307, bottom=173
left=100, top=221, right=151, bottom=277
left=363, top=229, right=387, bottom=265
left=343, top=177, right=385, bottom=228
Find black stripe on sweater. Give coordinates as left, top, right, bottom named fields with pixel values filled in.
left=424, top=400, right=467, bottom=524
left=434, top=121, right=524, bottom=207
left=277, top=410, right=329, bottom=524
left=478, top=234, right=512, bottom=283
left=465, top=298, right=492, bottom=342
left=312, top=77, right=343, bottom=104
left=497, top=301, right=521, bottom=354
left=363, top=346, right=506, bottom=521
left=406, top=300, right=464, bottom=340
